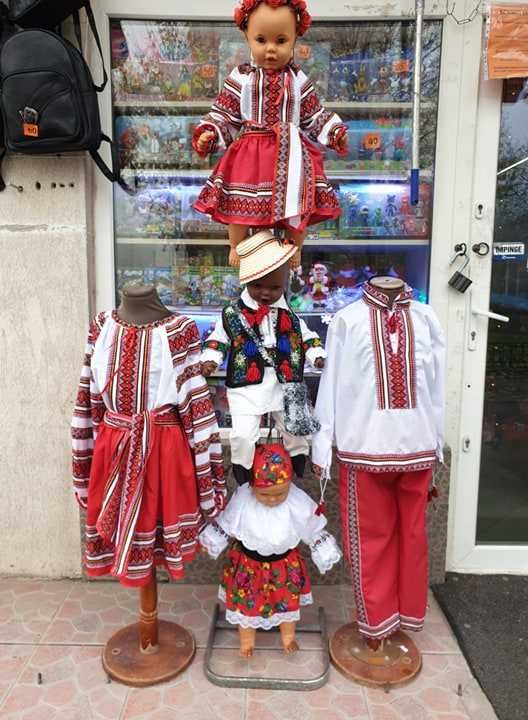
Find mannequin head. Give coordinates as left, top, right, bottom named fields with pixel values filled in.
left=369, top=276, right=404, bottom=292
left=369, top=276, right=405, bottom=309
left=117, top=284, right=172, bottom=325
left=253, top=480, right=291, bottom=507
left=251, top=443, right=293, bottom=506
left=246, top=261, right=289, bottom=305
left=245, top=2, right=296, bottom=70
left=234, top=0, right=312, bottom=70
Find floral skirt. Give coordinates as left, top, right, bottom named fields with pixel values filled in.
left=219, top=542, right=312, bottom=629
left=194, top=129, right=341, bottom=232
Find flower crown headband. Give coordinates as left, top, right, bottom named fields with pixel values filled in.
left=234, top=0, right=312, bottom=37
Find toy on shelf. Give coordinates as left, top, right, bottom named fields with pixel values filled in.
left=308, top=263, right=330, bottom=309
left=338, top=181, right=431, bottom=238
left=115, top=180, right=180, bottom=239
left=325, top=118, right=412, bottom=175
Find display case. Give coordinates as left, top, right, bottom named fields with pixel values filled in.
left=111, top=18, right=442, bottom=425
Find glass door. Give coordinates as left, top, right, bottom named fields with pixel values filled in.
left=476, top=78, right=528, bottom=544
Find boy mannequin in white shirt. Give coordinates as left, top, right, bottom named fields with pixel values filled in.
left=201, top=230, right=326, bottom=484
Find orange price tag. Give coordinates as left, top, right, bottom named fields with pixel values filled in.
left=392, top=59, right=410, bottom=74
left=23, top=123, right=39, bottom=137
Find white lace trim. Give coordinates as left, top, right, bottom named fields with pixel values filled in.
left=220, top=591, right=314, bottom=629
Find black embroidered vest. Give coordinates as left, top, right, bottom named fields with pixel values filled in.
left=222, top=300, right=305, bottom=389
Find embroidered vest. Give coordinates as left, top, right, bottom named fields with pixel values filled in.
left=222, top=300, right=305, bottom=389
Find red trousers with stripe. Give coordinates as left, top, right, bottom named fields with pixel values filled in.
left=339, top=463, right=432, bottom=639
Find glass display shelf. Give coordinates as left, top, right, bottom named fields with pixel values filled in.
left=111, top=16, right=442, bottom=427
left=116, top=237, right=430, bottom=246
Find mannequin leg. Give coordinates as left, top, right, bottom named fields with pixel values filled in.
left=239, top=626, right=257, bottom=657
left=338, top=464, right=400, bottom=641
left=396, top=468, right=432, bottom=633
left=279, top=621, right=299, bottom=653
left=228, top=224, right=250, bottom=267
left=230, top=414, right=262, bottom=470
left=284, top=228, right=307, bottom=267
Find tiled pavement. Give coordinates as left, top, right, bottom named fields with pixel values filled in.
left=0, top=579, right=498, bottom=720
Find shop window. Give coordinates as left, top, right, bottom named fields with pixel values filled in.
left=111, top=19, right=442, bottom=426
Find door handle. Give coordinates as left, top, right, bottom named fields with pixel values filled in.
left=472, top=307, right=509, bottom=323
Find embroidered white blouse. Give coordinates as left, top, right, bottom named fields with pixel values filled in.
left=311, top=283, right=446, bottom=473
left=199, top=483, right=342, bottom=574
left=71, top=311, right=225, bottom=512
left=201, top=288, right=326, bottom=415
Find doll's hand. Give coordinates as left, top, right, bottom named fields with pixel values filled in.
left=311, top=462, right=324, bottom=477
left=197, top=130, right=215, bottom=153
left=201, top=360, right=218, bottom=377
left=314, top=357, right=325, bottom=370
left=336, top=131, right=348, bottom=155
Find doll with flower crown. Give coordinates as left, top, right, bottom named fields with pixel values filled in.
left=192, top=0, right=348, bottom=267
left=199, top=443, right=341, bottom=657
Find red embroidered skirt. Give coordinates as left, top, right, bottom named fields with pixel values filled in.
left=194, top=129, right=341, bottom=232
left=85, top=417, right=202, bottom=587
left=219, top=542, right=312, bottom=628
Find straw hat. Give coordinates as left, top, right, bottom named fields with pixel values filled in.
left=237, top=230, right=297, bottom=284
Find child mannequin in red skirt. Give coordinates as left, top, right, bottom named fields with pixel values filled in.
left=200, top=443, right=341, bottom=656
left=192, top=0, right=348, bottom=266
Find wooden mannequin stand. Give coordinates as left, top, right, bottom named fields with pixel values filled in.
left=329, top=623, right=421, bottom=688
left=102, top=571, right=196, bottom=687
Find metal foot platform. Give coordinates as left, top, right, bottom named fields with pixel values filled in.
left=204, top=603, right=330, bottom=691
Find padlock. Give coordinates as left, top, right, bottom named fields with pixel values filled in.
left=448, top=252, right=472, bottom=293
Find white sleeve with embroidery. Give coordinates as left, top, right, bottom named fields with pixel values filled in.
left=297, top=69, right=347, bottom=150
left=427, top=307, right=446, bottom=463
left=199, top=521, right=230, bottom=559
left=311, top=314, right=344, bottom=470
left=201, top=316, right=230, bottom=366
left=299, top=317, right=326, bottom=366
left=174, top=319, right=226, bottom=519
left=71, top=315, right=106, bottom=509
left=191, top=67, right=243, bottom=155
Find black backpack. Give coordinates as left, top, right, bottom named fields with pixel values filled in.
left=0, top=2, right=130, bottom=191
left=0, top=2, right=17, bottom=191
left=9, top=0, right=88, bottom=30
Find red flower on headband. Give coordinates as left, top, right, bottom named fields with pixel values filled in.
left=234, top=0, right=312, bottom=36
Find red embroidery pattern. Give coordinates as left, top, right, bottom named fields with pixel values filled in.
left=340, top=466, right=369, bottom=626
left=85, top=515, right=202, bottom=584
left=264, top=70, right=281, bottom=125
left=367, top=304, right=417, bottom=411
left=272, top=122, right=291, bottom=222
left=337, top=450, right=436, bottom=472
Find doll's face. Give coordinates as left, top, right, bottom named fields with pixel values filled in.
left=247, top=262, right=289, bottom=305
left=245, top=3, right=297, bottom=71
left=253, top=481, right=291, bottom=507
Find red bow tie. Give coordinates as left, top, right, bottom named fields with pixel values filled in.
left=242, top=305, right=270, bottom=327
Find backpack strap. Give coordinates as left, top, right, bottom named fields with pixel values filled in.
left=89, top=134, right=134, bottom=194
left=73, top=1, right=108, bottom=92
left=0, top=146, right=6, bottom=192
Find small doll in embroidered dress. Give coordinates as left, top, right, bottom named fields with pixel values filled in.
left=200, top=443, right=341, bottom=656
left=192, top=0, right=348, bottom=267
left=201, top=230, right=326, bottom=485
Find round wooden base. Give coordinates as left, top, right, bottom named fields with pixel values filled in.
left=102, top=620, right=195, bottom=687
left=329, top=622, right=422, bottom=688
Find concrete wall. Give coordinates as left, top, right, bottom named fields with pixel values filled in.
left=0, top=155, right=92, bottom=577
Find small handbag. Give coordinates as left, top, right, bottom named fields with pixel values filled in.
left=238, top=310, right=321, bottom=436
